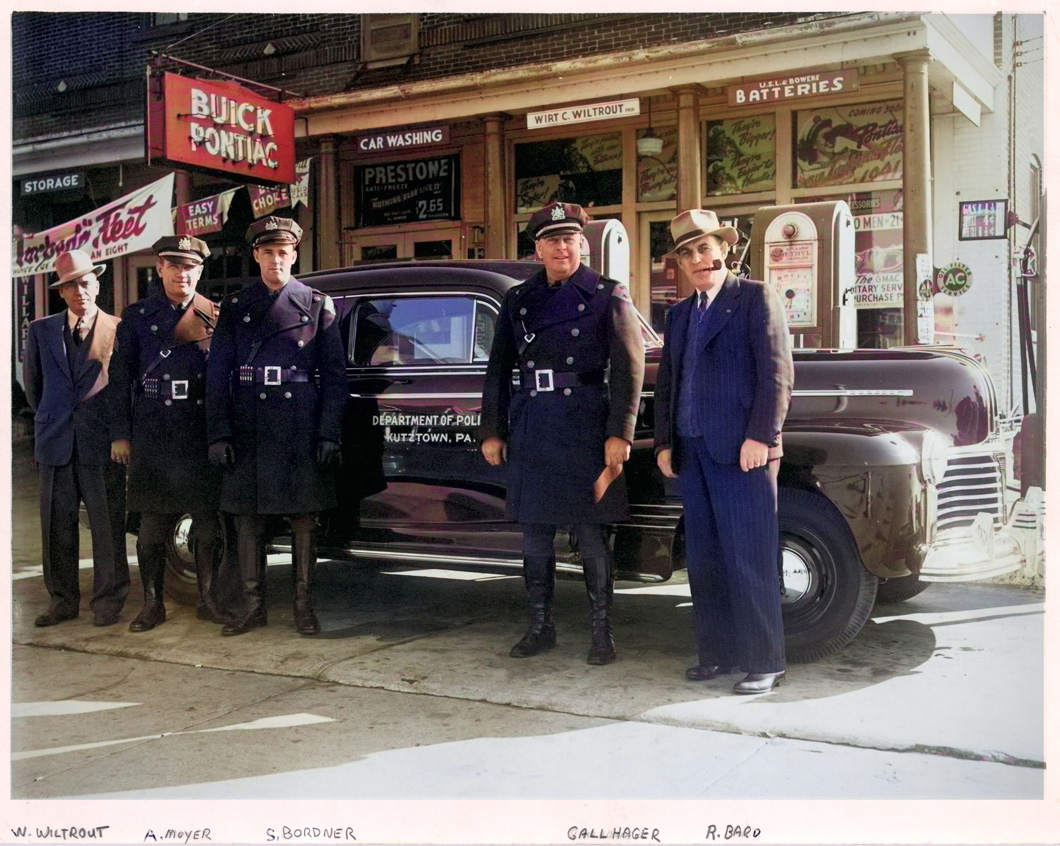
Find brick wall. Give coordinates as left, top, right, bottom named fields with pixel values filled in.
left=14, top=12, right=842, bottom=140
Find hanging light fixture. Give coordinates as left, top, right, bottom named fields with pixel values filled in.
left=637, top=95, right=664, bottom=158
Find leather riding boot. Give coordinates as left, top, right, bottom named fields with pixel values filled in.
left=582, top=555, right=616, bottom=665
left=292, top=522, right=320, bottom=636
left=129, top=541, right=167, bottom=632
left=510, top=555, right=556, bottom=658
left=221, top=519, right=268, bottom=636
left=193, top=537, right=231, bottom=625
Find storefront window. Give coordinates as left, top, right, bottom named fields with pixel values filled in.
left=647, top=219, right=680, bottom=333
left=794, top=100, right=903, bottom=189
left=802, top=188, right=904, bottom=348
left=637, top=126, right=677, bottom=202
left=705, top=115, right=776, bottom=196
left=354, top=155, right=461, bottom=228
left=514, top=133, right=623, bottom=213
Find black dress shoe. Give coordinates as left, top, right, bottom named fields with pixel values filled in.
left=221, top=612, right=267, bottom=637
left=34, top=607, right=78, bottom=627
left=93, top=613, right=121, bottom=627
left=733, top=671, right=785, bottom=694
left=128, top=602, right=166, bottom=632
left=685, top=664, right=732, bottom=681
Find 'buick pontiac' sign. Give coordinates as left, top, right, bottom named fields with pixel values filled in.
left=147, top=72, right=296, bottom=185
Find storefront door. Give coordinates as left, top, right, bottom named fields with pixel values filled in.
left=347, top=225, right=462, bottom=264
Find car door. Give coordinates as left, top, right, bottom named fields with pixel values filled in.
left=335, top=289, right=524, bottom=565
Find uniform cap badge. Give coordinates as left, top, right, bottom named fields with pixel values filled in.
left=265, top=219, right=279, bottom=230
left=178, top=236, right=192, bottom=250
left=551, top=205, right=566, bottom=221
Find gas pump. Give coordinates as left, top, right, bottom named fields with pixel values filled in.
left=750, top=201, right=856, bottom=349
left=581, top=219, right=630, bottom=286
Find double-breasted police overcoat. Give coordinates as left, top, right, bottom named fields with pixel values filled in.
left=109, top=291, right=221, bottom=513
left=206, top=277, right=347, bottom=515
left=479, top=264, right=644, bottom=524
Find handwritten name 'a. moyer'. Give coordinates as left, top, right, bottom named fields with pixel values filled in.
left=144, top=829, right=212, bottom=843
left=567, top=827, right=661, bottom=842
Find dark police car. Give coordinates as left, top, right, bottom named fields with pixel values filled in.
left=164, top=260, right=1037, bottom=662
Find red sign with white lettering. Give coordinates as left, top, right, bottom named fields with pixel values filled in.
left=147, top=72, right=296, bottom=185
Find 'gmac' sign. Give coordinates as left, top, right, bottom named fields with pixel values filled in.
left=147, top=72, right=296, bottom=185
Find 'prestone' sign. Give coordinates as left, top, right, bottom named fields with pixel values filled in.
left=148, top=72, right=296, bottom=185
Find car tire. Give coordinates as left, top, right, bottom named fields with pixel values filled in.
left=875, top=574, right=930, bottom=605
left=164, top=513, right=201, bottom=606
left=778, top=487, right=878, bottom=664
left=163, top=513, right=236, bottom=607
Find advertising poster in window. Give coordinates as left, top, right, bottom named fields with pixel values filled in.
left=850, top=189, right=904, bottom=308
left=637, top=126, right=677, bottom=202
left=355, top=155, right=460, bottom=228
left=706, top=115, right=777, bottom=195
left=795, top=100, right=903, bottom=188
left=515, top=133, right=622, bottom=213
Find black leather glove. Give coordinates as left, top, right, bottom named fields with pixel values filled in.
left=316, top=439, right=342, bottom=468
left=208, top=440, right=235, bottom=468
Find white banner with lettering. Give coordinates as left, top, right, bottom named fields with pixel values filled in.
left=12, top=173, right=175, bottom=278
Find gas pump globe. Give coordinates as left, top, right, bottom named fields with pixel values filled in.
left=750, top=201, right=857, bottom=349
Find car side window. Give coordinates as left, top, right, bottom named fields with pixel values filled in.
left=350, top=296, right=496, bottom=366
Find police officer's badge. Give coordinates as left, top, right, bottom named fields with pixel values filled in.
left=265, top=219, right=279, bottom=230
left=178, top=236, right=192, bottom=250
left=551, top=205, right=566, bottom=221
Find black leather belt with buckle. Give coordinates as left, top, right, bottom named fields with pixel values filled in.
left=238, top=365, right=312, bottom=386
left=520, top=368, right=605, bottom=392
left=142, top=378, right=195, bottom=400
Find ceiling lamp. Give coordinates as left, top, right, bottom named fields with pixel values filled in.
left=637, top=95, right=664, bottom=157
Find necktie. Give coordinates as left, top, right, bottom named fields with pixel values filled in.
left=73, top=318, right=85, bottom=345
left=697, top=292, right=708, bottom=312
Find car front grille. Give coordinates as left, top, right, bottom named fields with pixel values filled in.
left=935, top=451, right=1005, bottom=532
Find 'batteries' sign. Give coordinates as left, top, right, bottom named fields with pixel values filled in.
left=147, top=72, right=296, bottom=185
left=728, top=69, right=858, bottom=106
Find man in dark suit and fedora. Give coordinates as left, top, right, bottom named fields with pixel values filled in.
left=654, top=209, right=793, bottom=694
left=23, top=249, right=130, bottom=627
left=109, top=235, right=227, bottom=632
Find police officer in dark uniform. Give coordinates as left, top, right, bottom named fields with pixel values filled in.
left=109, top=235, right=227, bottom=631
left=205, top=216, right=346, bottom=637
left=479, top=202, right=645, bottom=665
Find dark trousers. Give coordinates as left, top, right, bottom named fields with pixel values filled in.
left=521, top=523, right=609, bottom=558
left=38, top=456, right=130, bottom=617
left=677, top=436, right=785, bottom=674
left=138, top=510, right=221, bottom=548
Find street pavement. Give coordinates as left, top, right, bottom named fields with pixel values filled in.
left=6, top=438, right=1056, bottom=844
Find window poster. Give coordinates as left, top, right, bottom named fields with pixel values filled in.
left=850, top=189, right=904, bottom=308
left=795, top=100, right=903, bottom=188
left=706, top=115, right=777, bottom=195
left=515, top=133, right=623, bottom=213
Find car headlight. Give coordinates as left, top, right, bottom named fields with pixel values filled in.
left=921, top=430, right=951, bottom=485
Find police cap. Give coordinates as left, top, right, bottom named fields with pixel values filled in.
left=526, top=202, right=590, bottom=241
left=153, top=235, right=211, bottom=265
left=246, top=216, right=302, bottom=248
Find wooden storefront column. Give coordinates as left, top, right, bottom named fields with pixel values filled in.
left=483, top=115, right=507, bottom=259
left=675, top=87, right=702, bottom=300
left=316, top=136, right=340, bottom=271
left=897, top=50, right=933, bottom=344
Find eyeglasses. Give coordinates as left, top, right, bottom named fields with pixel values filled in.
left=540, top=235, right=581, bottom=248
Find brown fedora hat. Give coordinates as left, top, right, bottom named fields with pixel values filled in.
left=666, top=209, right=739, bottom=256
left=50, top=249, right=106, bottom=289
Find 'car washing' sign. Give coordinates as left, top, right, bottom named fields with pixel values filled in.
left=354, top=155, right=460, bottom=227
left=147, top=72, right=296, bottom=185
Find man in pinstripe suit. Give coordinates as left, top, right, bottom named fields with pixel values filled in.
left=654, top=209, right=793, bottom=694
